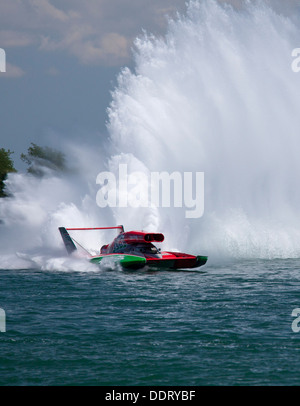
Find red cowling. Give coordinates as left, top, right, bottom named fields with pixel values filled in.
left=122, top=231, right=164, bottom=243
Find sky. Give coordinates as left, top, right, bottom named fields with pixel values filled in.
left=0, top=0, right=299, bottom=170
left=0, top=0, right=189, bottom=170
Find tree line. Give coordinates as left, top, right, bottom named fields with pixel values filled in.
left=0, top=143, right=67, bottom=197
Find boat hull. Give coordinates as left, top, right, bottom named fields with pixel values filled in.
left=145, top=254, right=207, bottom=269
left=90, top=254, right=147, bottom=269
left=90, top=252, right=207, bottom=270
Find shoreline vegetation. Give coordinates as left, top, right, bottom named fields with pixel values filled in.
left=0, top=143, right=67, bottom=198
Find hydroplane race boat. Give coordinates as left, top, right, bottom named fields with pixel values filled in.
left=59, top=225, right=207, bottom=270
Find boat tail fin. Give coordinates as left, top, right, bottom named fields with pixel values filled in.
left=59, top=227, right=77, bottom=254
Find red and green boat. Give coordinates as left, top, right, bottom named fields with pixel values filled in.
left=59, top=226, right=207, bottom=270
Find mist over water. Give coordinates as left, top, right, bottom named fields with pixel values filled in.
left=0, top=143, right=110, bottom=270
left=1, top=0, right=300, bottom=269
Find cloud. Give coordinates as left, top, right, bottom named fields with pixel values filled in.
left=45, top=66, right=59, bottom=76
left=1, top=0, right=298, bottom=68
left=0, top=30, right=35, bottom=47
left=0, top=0, right=187, bottom=66
left=29, top=0, right=71, bottom=22
left=0, top=62, right=25, bottom=78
